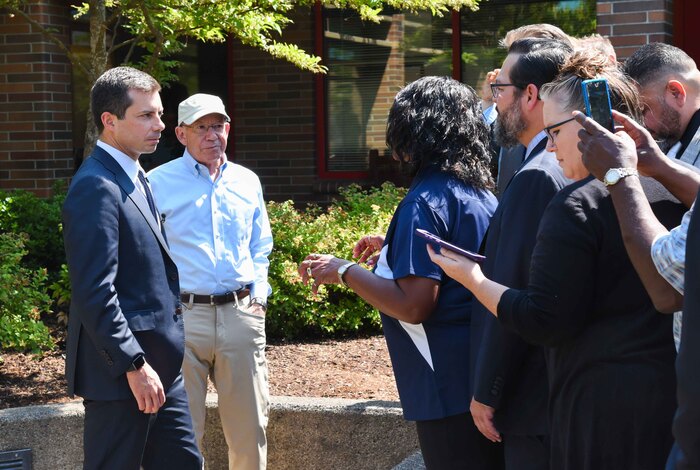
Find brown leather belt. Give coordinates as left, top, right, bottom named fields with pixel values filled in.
left=180, top=288, right=250, bottom=306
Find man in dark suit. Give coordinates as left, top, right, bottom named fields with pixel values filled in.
left=483, top=24, right=573, bottom=198
left=469, top=38, right=572, bottom=469
left=62, top=66, right=202, bottom=470
left=676, top=194, right=700, bottom=470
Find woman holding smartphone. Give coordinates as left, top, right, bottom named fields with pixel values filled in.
left=429, top=50, right=683, bottom=469
left=298, top=76, right=500, bottom=469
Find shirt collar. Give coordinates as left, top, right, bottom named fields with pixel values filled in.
left=96, top=140, right=144, bottom=183
left=678, top=107, right=700, bottom=157
left=525, top=130, right=548, bottom=160
left=183, top=149, right=228, bottom=179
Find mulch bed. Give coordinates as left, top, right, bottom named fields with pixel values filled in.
left=0, top=336, right=399, bottom=409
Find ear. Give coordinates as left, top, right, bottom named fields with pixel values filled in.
left=524, top=83, right=540, bottom=111
left=100, top=112, right=116, bottom=130
left=175, top=126, right=188, bottom=146
left=666, top=80, right=687, bottom=107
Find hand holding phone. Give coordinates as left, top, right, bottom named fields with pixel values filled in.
left=415, top=229, right=486, bottom=263
left=582, top=78, right=614, bottom=132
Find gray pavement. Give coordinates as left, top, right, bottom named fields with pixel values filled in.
left=392, top=451, right=426, bottom=469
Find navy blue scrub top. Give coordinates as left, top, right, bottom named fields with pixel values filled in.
left=375, top=165, right=497, bottom=421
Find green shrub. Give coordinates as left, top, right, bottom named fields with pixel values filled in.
left=0, top=233, right=54, bottom=352
left=48, top=263, right=71, bottom=327
left=0, top=188, right=66, bottom=276
left=267, top=182, right=406, bottom=339
left=0, top=183, right=406, bottom=342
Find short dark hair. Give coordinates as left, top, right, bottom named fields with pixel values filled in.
left=624, top=43, right=696, bottom=87
left=91, top=66, right=161, bottom=133
left=508, top=38, right=574, bottom=91
left=386, top=76, right=493, bottom=189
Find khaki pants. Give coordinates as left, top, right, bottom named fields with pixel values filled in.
left=182, top=297, right=269, bottom=470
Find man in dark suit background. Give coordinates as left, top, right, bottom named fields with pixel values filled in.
left=469, top=38, right=573, bottom=469
left=62, top=66, right=202, bottom=470
left=479, top=24, right=573, bottom=198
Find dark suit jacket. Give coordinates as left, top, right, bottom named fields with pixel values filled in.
left=470, top=142, right=570, bottom=435
left=495, top=145, right=526, bottom=198
left=675, top=194, right=700, bottom=469
left=62, top=146, right=184, bottom=400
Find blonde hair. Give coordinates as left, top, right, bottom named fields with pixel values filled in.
left=501, top=24, right=574, bottom=48
left=576, top=34, right=616, bottom=63
left=540, top=48, right=642, bottom=121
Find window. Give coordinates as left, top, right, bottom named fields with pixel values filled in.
left=317, top=1, right=595, bottom=178
left=319, top=7, right=452, bottom=175
left=459, top=0, right=596, bottom=90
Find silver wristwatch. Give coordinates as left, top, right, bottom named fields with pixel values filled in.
left=249, top=297, right=267, bottom=312
left=337, top=262, right=357, bottom=287
left=603, top=167, right=639, bottom=186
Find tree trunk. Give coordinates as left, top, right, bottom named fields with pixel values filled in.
left=82, top=0, right=109, bottom=158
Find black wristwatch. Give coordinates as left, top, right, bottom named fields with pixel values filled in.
left=249, top=297, right=268, bottom=312
left=126, top=354, right=145, bottom=372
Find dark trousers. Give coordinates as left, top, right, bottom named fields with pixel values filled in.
left=415, top=412, right=504, bottom=470
left=83, top=374, right=202, bottom=470
left=504, top=434, right=549, bottom=470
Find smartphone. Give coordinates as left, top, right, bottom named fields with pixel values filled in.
left=415, top=228, right=486, bottom=263
left=582, top=78, right=614, bottom=132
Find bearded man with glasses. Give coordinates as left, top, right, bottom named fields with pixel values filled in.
left=148, top=93, right=273, bottom=470
left=468, top=38, right=573, bottom=470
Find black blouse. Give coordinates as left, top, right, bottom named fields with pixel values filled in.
left=498, top=175, right=684, bottom=469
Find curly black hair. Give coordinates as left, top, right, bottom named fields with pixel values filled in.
left=385, top=76, right=494, bottom=189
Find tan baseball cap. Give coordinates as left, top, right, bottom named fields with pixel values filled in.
left=178, top=93, right=230, bottom=125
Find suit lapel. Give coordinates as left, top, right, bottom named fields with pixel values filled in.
left=91, top=148, right=173, bottom=261
left=499, top=138, right=548, bottom=196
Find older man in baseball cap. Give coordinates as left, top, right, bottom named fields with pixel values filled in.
left=148, top=93, right=273, bottom=470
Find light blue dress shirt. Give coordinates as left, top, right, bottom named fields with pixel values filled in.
left=482, top=103, right=498, bottom=126
left=147, top=151, right=273, bottom=300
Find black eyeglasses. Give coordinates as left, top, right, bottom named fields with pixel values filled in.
left=490, top=83, right=524, bottom=99
left=543, top=117, right=577, bottom=142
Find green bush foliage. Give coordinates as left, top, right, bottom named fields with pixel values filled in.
left=0, top=233, right=54, bottom=352
left=0, top=183, right=406, bottom=346
left=266, top=182, right=406, bottom=339
left=48, top=263, right=71, bottom=327
left=0, top=188, right=66, bottom=275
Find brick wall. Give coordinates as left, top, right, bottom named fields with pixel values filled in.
left=231, top=8, right=409, bottom=205
left=231, top=8, right=324, bottom=205
left=597, top=0, right=674, bottom=60
left=0, top=0, right=73, bottom=197
left=0, top=1, right=684, bottom=201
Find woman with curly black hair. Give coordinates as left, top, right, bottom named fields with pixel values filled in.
left=298, top=76, right=502, bottom=469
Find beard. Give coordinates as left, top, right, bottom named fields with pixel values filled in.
left=494, top=100, right=527, bottom=149
left=652, top=102, right=683, bottom=153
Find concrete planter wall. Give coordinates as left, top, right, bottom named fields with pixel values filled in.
left=0, top=395, right=420, bottom=469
